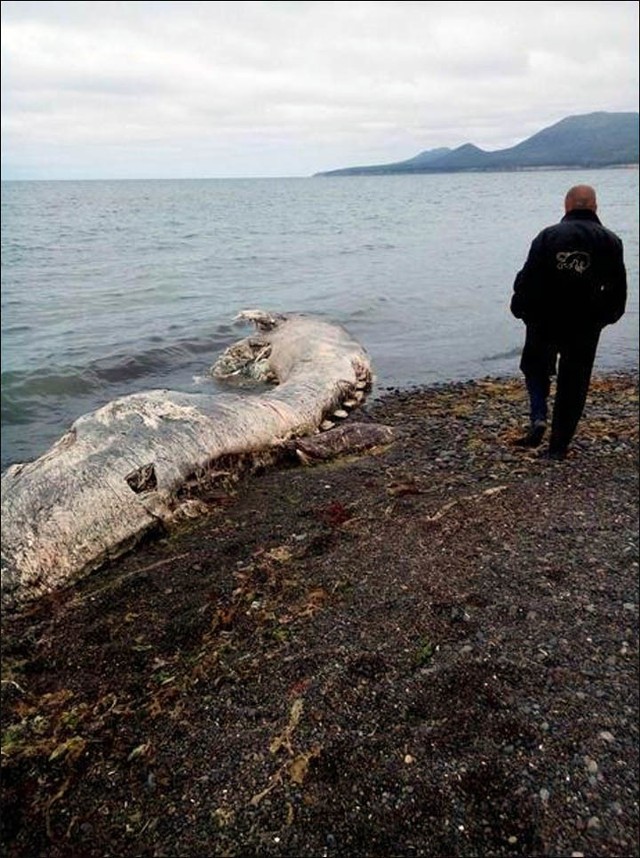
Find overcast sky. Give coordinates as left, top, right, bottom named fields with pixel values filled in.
left=1, top=0, right=638, bottom=180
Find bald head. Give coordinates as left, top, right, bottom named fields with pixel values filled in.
left=565, top=185, right=597, bottom=214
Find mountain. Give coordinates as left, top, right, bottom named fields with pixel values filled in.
left=315, top=112, right=639, bottom=176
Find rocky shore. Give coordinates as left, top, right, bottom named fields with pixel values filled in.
left=1, top=371, right=638, bottom=857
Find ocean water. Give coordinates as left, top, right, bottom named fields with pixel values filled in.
left=1, top=170, right=638, bottom=471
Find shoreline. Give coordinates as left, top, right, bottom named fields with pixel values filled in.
left=2, top=370, right=638, bottom=856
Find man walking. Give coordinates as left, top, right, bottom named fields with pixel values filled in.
left=510, top=184, right=627, bottom=460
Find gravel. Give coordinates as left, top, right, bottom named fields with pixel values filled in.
left=1, top=371, right=638, bottom=857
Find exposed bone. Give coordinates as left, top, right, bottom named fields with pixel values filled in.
left=292, top=422, right=395, bottom=463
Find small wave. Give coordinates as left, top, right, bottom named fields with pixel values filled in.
left=91, top=337, right=228, bottom=383
left=2, top=324, right=33, bottom=334
left=1, top=369, right=100, bottom=403
left=481, top=347, right=522, bottom=362
left=1, top=328, right=239, bottom=426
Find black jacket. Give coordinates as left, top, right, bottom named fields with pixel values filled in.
left=511, top=209, right=627, bottom=331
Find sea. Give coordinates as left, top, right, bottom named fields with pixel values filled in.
left=1, top=169, right=638, bottom=472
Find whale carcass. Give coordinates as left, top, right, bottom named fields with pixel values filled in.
left=1, top=310, right=374, bottom=609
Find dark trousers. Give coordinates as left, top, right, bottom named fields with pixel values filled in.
left=520, top=323, right=601, bottom=451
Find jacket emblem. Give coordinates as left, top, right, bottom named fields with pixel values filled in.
left=556, top=251, right=591, bottom=274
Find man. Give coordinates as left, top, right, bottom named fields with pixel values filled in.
left=510, top=184, right=627, bottom=460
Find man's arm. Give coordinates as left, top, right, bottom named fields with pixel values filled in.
left=510, top=233, right=545, bottom=322
left=600, top=238, right=627, bottom=326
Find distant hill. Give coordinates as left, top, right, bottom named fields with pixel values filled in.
left=315, top=112, right=639, bottom=176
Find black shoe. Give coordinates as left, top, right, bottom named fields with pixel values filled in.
left=540, top=445, right=568, bottom=461
left=513, top=420, right=547, bottom=448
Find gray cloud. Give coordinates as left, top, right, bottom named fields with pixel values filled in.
left=1, top=0, right=638, bottom=178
